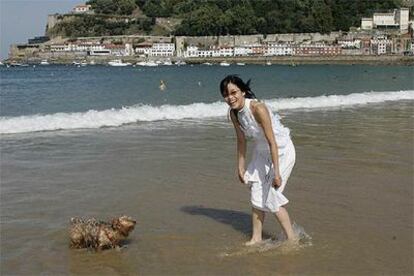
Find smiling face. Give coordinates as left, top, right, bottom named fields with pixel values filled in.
left=222, top=82, right=246, bottom=111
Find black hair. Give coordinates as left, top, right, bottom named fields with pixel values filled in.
left=220, top=75, right=257, bottom=124
left=219, top=75, right=257, bottom=99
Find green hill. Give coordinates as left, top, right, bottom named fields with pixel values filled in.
left=48, top=0, right=409, bottom=38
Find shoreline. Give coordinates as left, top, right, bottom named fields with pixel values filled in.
left=4, top=55, right=414, bottom=66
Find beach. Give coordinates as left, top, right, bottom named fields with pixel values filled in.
left=0, top=64, right=413, bottom=275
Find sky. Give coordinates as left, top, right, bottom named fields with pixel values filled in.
left=0, top=0, right=84, bottom=60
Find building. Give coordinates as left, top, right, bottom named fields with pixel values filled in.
left=396, top=8, right=410, bottom=31
left=184, top=46, right=199, bottom=57
left=337, top=39, right=361, bottom=49
left=265, top=42, right=294, bottom=56
left=361, top=18, right=373, bottom=30
left=149, top=43, right=175, bottom=57
left=234, top=46, right=253, bottom=56
left=28, top=36, right=49, bottom=45
left=362, top=8, right=411, bottom=31
left=135, top=43, right=175, bottom=57
left=373, top=12, right=397, bottom=28
left=371, top=36, right=392, bottom=55
left=360, top=37, right=372, bottom=55
left=73, top=4, right=92, bottom=14
left=293, top=43, right=342, bottom=56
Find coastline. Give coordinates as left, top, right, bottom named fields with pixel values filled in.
left=5, top=55, right=414, bottom=66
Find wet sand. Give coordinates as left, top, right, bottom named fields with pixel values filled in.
left=1, top=101, right=413, bottom=275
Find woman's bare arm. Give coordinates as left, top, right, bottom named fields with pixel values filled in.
left=252, top=102, right=282, bottom=187
left=230, top=110, right=247, bottom=183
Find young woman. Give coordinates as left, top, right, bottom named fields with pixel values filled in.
left=220, top=75, right=297, bottom=245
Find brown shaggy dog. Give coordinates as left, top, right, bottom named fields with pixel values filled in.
left=69, top=216, right=136, bottom=250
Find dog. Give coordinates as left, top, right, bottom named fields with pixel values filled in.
left=69, top=215, right=136, bottom=250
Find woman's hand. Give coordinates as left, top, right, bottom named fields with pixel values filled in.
left=238, top=169, right=246, bottom=184
left=272, top=174, right=282, bottom=188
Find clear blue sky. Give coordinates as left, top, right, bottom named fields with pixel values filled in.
left=0, top=0, right=84, bottom=60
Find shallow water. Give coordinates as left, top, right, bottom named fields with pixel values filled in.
left=1, top=100, right=413, bottom=275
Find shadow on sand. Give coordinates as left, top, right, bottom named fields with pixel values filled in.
left=180, top=205, right=272, bottom=238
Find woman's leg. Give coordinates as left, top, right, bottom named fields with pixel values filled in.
left=245, top=207, right=265, bottom=245
left=274, top=206, right=297, bottom=240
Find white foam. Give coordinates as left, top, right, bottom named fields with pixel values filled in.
left=0, top=90, right=412, bottom=134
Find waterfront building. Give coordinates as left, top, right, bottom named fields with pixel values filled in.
left=210, top=46, right=233, bottom=57
left=134, top=43, right=174, bottom=57
left=370, top=36, right=393, bottom=55
left=149, top=43, right=175, bottom=57
left=135, top=44, right=152, bottom=56
left=337, top=39, right=361, bottom=49
left=198, top=49, right=214, bottom=58
left=360, top=37, right=372, bottom=55
left=293, top=43, right=342, bottom=56
left=265, top=42, right=294, bottom=56
left=234, top=46, right=253, bottom=56
left=105, top=44, right=129, bottom=56
left=391, top=33, right=412, bottom=54
left=184, top=46, right=199, bottom=57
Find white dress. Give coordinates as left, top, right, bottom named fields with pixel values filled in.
left=238, top=98, right=296, bottom=213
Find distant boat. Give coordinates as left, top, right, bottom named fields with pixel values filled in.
left=220, top=61, right=231, bottom=66
left=10, top=62, right=28, bottom=67
left=40, top=60, right=49, bottom=65
left=89, top=60, right=96, bottom=65
left=162, top=60, right=173, bottom=66
left=236, top=62, right=245, bottom=66
left=266, top=61, right=272, bottom=66
left=136, top=61, right=158, bottom=67
left=175, top=60, right=186, bottom=66
left=80, top=60, right=88, bottom=66
left=72, top=61, right=81, bottom=66
left=108, top=59, right=131, bottom=66
left=0, top=61, right=4, bottom=66
left=202, top=62, right=212, bottom=66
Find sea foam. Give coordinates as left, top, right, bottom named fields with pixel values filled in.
left=1, top=90, right=412, bottom=134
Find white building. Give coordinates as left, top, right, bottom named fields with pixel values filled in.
left=265, top=42, right=293, bottom=56
left=73, top=4, right=92, bottom=14
left=50, top=43, right=104, bottom=52
left=184, top=46, right=199, bottom=57
left=234, top=46, right=253, bottom=56
left=211, top=47, right=233, bottom=57
left=135, top=43, right=175, bottom=57
left=371, top=37, right=392, bottom=55
left=396, top=8, right=409, bottom=31
left=337, top=39, right=361, bottom=49
left=149, top=43, right=175, bottom=57
left=198, top=49, right=214, bottom=57
left=373, top=12, right=397, bottom=27
left=361, top=18, right=373, bottom=30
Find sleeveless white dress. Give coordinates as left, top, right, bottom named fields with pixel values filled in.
left=237, top=98, right=296, bottom=213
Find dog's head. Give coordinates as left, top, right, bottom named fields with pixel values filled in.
left=112, top=215, right=136, bottom=236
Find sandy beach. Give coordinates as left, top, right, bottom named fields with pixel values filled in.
left=1, top=101, right=413, bottom=275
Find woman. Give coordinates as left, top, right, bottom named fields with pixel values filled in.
left=220, top=75, right=297, bottom=245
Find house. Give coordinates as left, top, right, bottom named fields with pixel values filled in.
left=73, top=4, right=92, bottom=14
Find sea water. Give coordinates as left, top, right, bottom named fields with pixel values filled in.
left=0, top=64, right=413, bottom=275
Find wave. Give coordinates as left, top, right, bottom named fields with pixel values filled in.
left=1, top=90, right=412, bottom=134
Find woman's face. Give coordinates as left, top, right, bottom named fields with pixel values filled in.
left=223, top=82, right=245, bottom=110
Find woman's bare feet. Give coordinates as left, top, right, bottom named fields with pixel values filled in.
left=244, top=238, right=262, bottom=246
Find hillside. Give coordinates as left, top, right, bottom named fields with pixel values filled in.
left=47, top=0, right=411, bottom=38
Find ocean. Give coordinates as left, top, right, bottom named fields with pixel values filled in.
left=0, top=64, right=413, bottom=275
